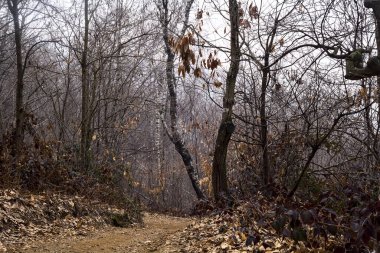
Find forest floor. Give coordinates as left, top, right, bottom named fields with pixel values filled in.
left=0, top=189, right=199, bottom=253
left=2, top=188, right=378, bottom=252
left=11, top=213, right=193, bottom=253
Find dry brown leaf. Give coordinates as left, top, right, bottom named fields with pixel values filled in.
left=194, top=68, right=202, bottom=78
left=178, top=64, right=186, bottom=78
left=213, top=81, right=223, bottom=88
left=196, top=10, right=203, bottom=19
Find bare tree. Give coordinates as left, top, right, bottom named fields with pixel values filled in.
left=211, top=0, right=241, bottom=201
left=157, top=0, right=206, bottom=200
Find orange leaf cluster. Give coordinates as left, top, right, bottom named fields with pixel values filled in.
left=203, top=53, right=220, bottom=70
left=169, top=31, right=221, bottom=80
left=169, top=33, right=197, bottom=78
left=237, top=3, right=259, bottom=29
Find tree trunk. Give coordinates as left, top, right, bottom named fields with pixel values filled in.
left=8, top=0, right=25, bottom=162
left=80, top=0, right=91, bottom=171
left=212, top=0, right=240, bottom=201
left=59, top=53, right=72, bottom=144
left=259, top=18, right=278, bottom=186
left=260, top=69, right=270, bottom=185
left=160, top=0, right=206, bottom=200
left=164, top=49, right=205, bottom=200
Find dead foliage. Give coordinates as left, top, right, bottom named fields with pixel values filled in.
left=0, top=189, right=142, bottom=252
left=163, top=181, right=379, bottom=252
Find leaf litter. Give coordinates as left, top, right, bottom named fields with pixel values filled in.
left=1, top=184, right=379, bottom=252
left=159, top=188, right=380, bottom=252
left=0, top=189, right=134, bottom=252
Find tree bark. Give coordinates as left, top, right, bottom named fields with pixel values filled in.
left=212, top=0, right=240, bottom=201
left=259, top=18, right=278, bottom=186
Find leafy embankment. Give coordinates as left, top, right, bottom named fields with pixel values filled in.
left=161, top=186, right=380, bottom=253
left=0, top=189, right=141, bottom=252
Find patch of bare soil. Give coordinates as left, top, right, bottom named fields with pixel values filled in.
left=10, top=213, right=192, bottom=253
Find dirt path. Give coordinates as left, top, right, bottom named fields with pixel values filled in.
left=12, top=213, right=192, bottom=253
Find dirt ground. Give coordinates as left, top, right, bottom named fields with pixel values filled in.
left=10, top=213, right=193, bottom=253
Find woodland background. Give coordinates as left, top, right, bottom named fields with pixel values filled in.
left=0, top=0, right=379, bottom=215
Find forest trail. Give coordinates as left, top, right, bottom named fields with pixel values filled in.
left=13, top=213, right=192, bottom=253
